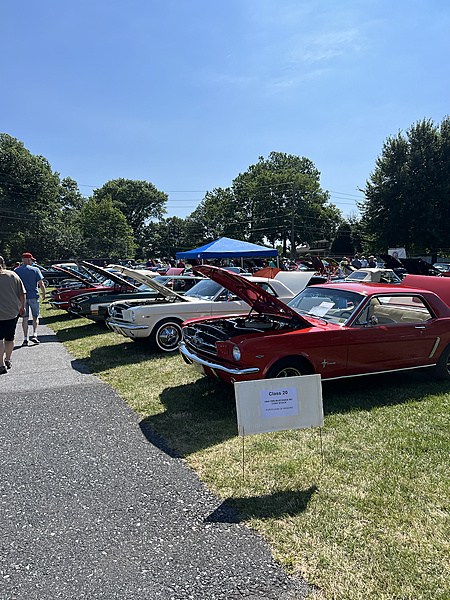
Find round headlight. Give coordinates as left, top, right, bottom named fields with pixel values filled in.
left=232, top=345, right=241, bottom=362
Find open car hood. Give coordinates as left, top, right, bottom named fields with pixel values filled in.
left=399, top=258, right=441, bottom=276
left=309, top=255, right=325, bottom=273
left=380, top=254, right=440, bottom=276
left=53, top=265, right=101, bottom=285
left=380, top=254, right=405, bottom=270
left=193, top=265, right=309, bottom=324
left=79, top=262, right=140, bottom=290
left=88, top=263, right=187, bottom=301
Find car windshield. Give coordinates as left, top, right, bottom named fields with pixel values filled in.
left=136, top=283, right=152, bottom=292
left=288, top=287, right=365, bottom=324
left=185, top=279, right=223, bottom=300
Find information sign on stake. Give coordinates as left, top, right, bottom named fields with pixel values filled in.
left=234, top=375, right=324, bottom=478
left=234, top=374, right=324, bottom=436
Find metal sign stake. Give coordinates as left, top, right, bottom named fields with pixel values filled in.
left=242, top=426, right=245, bottom=480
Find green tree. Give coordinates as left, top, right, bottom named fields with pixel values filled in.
left=0, top=133, right=62, bottom=261
left=184, top=152, right=342, bottom=257
left=140, top=216, right=191, bottom=259
left=231, top=152, right=342, bottom=256
left=361, top=117, right=450, bottom=253
left=330, top=221, right=355, bottom=255
left=93, top=178, right=167, bottom=243
left=59, top=177, right=86, bottom=212
left=79, top=196, right=135, bottom=259
left=185, top=187, right=244, bottom=247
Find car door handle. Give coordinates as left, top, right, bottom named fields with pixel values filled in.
left=414, top=326, right=426, bottom=330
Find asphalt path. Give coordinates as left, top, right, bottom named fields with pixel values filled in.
left=0, top=321, right=311, bottom=599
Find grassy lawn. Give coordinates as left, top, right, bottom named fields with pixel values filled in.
left=41, top=302, right=449, bottom=600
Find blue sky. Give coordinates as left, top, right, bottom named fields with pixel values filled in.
left=2, top=0, right=449, bottom=219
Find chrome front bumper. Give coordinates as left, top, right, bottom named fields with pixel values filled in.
left=49, top=300, right=67, bottom=308
left=107, top=321, right=149, bottom=337
left=179, top=343, right=260, bottom=376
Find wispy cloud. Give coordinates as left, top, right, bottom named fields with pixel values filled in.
left=197, top=2, right=371, bottom=98
left=289, top=29, right=365, bottom=65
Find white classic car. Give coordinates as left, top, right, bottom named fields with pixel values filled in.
left=106, top=268, right=299, bottom=352
left=344, top=268, right=403, bottom=284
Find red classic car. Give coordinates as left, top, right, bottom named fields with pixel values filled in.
left=49, top=266, right=138, bottom=311
left=179, top=265, right=450, bottom=384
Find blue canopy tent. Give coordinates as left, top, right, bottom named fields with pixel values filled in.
left=176, top=237, right=278, bottom=266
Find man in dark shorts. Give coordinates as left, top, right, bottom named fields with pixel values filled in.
left=0, top=255, right=26, bottom=374
left=15, top=252, right=46, bottom=345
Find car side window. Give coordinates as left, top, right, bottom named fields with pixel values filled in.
left=354, top=295, right=433, bottom=327
left=216, top=290, right=239, bottom=302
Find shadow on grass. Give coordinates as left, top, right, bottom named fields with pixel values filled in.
left=85, top=340, right=158, bottom=371
left=206, top=485, right=318, bottom=523
left=140, top=367, right=449, bottom=460
left=322, top=369, right=450, bottom=414
left=44, top=320, right=109, bottom=342
left=140, top=377, right=237, bottom=455
left=41, top=311, right=75, bottom=325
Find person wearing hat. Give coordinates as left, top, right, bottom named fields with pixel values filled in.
left=368, top=255, right=377, bottom=268
left=0, top=255, right=26, bottom=373
left=15, top=253, right=46, bottom=345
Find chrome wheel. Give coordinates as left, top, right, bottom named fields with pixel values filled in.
left=274, top=365, right=305, bottom=377
left=267, top=359, right=308, bottom=379
left=153, top=320, right=182, bottom=352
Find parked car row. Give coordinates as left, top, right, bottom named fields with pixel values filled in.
left=49, top=265, right=136, bottom=310
left=34, top=263, right=88, bottom=286
left=105, top=268, right=299, bottom=352
left=47, top=262, right=450, bottom=386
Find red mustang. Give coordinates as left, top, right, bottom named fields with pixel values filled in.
left=180, top=266, right=450, bottom=384
left=49, top=267, right=137, bottom=311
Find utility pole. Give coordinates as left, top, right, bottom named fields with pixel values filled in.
left=291, top=182, right=296, bottom=259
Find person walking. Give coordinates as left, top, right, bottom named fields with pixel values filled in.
left=15, top=252, right=46, bottom=345
left=0, top=255, right=26, bottom=373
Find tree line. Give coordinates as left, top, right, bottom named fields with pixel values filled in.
left=1, top=118, right=450, bottom=264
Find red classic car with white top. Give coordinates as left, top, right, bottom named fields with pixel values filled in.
left=179, top=265, right=450, bottom=384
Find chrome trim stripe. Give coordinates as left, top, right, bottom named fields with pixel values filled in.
left=325, top=363, right=436, bottom=381
left=179, top=343, right=260, bottom=375
left=429, top=337, right=440, bottom=359
left=107, top=322, right=148, bottom=332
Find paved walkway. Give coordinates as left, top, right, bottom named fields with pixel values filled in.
left=0, top=322, right=310, bottom=599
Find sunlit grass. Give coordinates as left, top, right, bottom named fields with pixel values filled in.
left=42, top=301, right=450, bottom=600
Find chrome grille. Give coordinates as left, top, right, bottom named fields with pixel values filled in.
left=109, top=305, right=125, bottom=320
left=183, top=322, right=234, bottom=355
